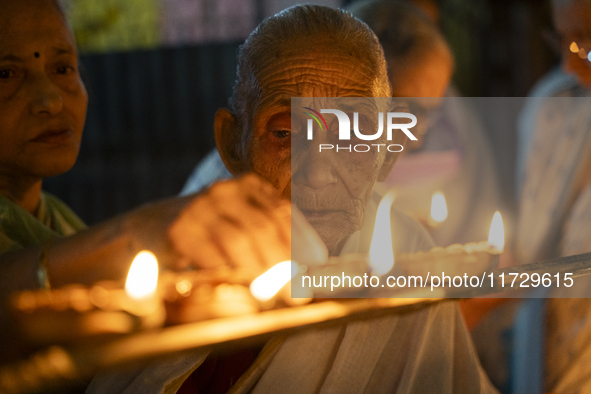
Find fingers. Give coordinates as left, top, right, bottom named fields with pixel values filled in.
left=236, top=174, right=291, bottom=245
left=208, top=182, right=290, bottom=269
left=168, top=174, right=291, bottom=274
left=168, top=196, right=229, bottom=270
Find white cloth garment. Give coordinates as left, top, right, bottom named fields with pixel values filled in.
left=513, top=69, right=591, bottom=393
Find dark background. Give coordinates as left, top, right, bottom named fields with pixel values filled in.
left=44, top=43, right=239, bottom=223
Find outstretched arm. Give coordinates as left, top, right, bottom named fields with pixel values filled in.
left=0, top=174, right=291, bottom=362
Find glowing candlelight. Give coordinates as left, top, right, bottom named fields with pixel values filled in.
left=488, top=211, right=505, bottom=252
left=125, top=251, right=159, bottom=300
left=570, top=41, right=579, bottom=53
left=369, top=190, right=396, bottom=276
left=250, top=261, right=298, bottom=302
left=430, top=191, right=448, bottom=225
left=11, top=251, right=165, bottom=343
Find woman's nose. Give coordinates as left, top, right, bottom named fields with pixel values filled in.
left=28, top=75, right=63, bottom=116
left=296, top=148, right=338, bottom=189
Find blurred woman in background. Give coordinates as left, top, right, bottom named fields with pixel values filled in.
left=511, top=0, right=591, bottom=391
left=347, top=0, right=503, bottom=247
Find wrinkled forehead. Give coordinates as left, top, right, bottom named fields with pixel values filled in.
left=255, top=37, right=383, bottom=99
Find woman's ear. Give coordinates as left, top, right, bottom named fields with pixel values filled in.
left=215, top=108, right=245, bottom=175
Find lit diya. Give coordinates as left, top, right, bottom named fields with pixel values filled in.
left=163, top=206, right=322, bottom=324
left=11, top=251, right=165, bottom=345
left=309, top=191, right=505, bottom=291
left=161, top=268, right=259, bottom=325
left=162, top=261, right=312, bottom=325
left=12, top=250, right=312, bottom=345
left=395, top=210, right=505, bottom=278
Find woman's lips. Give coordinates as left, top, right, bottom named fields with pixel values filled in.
left=301, top=209, right=342, bottom=220
left=32, top=129, right=73, bottom=144
left=302, top=210, right=328, bottom=219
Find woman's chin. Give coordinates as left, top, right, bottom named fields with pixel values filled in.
left=30, top=155, right=79, bottom=179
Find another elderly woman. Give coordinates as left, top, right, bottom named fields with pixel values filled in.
left=508, top=0, right=591, bottom=392
left=89, top=5, right=498, bottom=393
left=0, top=0, right=290, bottom=363
left=347, top=0, right=503, bottom=248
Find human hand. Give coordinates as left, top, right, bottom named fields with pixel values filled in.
left=168, top=174, right=291, bottom=276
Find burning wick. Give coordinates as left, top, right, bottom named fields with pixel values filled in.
left=570, top=41, right=579, bottom=53
left=125, top=251, right=159, bottom=300
left=488, top=211, right=505, bottom=252
left=429, top=191, right=448, bottom=227
left=369, top=190, right=396, bottom=276
left=250, top=261, right=299, bottom=302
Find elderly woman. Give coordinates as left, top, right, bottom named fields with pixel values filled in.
left=0, top=0, right=290, bottom=363
left=461, top=0, right=591, bottom=391
left=184, top=1, right=503, bottom=250
left=89, top=5, right=497, bottom=393
left=509, top=0, right=591, bottom=392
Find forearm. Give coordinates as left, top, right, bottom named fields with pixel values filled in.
left=38, top=195, right=188, bottom=287
left=0, top=176, right=287, bottom=361
left=0, top=214, right=134, bottom=293
left=0, top=208, right=160, bottom=361
left=0, top=220, right=134, bottom=360
left=43, top=215, right=136, bottom=287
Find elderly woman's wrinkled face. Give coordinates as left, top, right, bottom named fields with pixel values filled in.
left=0, top=0, right=88, bottom=181
left=245, top=38, right=395, bottom=254
left=553, top=1, right=591, bottom=87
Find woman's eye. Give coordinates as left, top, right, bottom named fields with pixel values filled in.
left=273, top=129, right=290, bottom=138
left=56, top=65, right=75, bottom=75
left=0, top=69, right=14, bottom=79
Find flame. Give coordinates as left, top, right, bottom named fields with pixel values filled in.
left=176, top=280, right=193, bottom=296
left=570, top=41, right=579, bottom=53
left=250, top=261, right=298, bottom=302
left=488, top=211, right=505, bottom=251
left=125, top=251, right=159, bottom=300
left=430, top=191, right=448, bottom=224
left=369, top=190, right=396, bottom=276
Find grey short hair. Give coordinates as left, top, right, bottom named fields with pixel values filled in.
left=227, top=4, right=390, bottom=163
left=347, top=0, right=452, bottom=79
